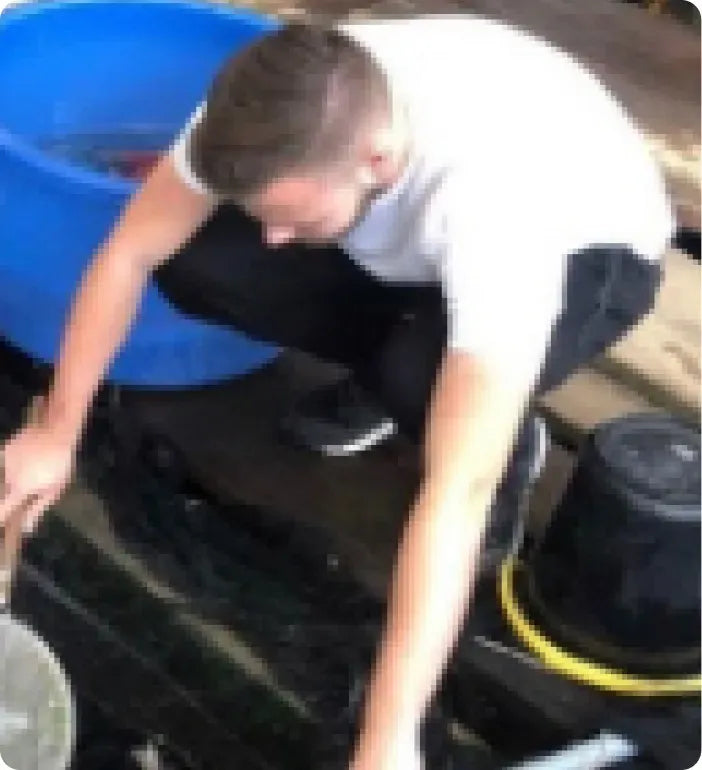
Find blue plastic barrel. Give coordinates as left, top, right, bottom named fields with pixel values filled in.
left=0, top=0, right=281, bottom=386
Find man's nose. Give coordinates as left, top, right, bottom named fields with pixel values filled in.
left=263, top=227, right=296, bottom=247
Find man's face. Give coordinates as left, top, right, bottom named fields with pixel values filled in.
left=242, top=166, right=377, bottom=247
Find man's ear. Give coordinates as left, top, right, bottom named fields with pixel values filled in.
left=356, top=143, right=394, bottom=186
left=356, top=162, right=377, bottom=187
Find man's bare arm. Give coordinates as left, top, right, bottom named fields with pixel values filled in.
left=41, top=155, right=216, bottom=439
left=349, top=350, right=534, bottom=769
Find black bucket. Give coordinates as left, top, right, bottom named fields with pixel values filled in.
left=524, top=412, right=700, bottom=677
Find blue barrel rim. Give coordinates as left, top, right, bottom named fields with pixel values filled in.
left=0, top=0, right=280, bottom=197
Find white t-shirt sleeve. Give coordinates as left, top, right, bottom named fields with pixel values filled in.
left=438, top=176, right=568, bottom=387
left=169, top=100, right=215, bottom=197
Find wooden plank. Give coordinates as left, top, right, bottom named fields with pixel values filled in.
left=122, top=353, right=420, bottom=598
left=537, top=365, right=664, bottom=446
left=121, top=350, right=586, bottom=598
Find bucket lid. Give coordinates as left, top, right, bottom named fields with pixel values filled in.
left=592, top=412, right=700, bottom=522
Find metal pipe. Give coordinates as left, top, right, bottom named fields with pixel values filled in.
left=504, top=730, right=638, bottom=770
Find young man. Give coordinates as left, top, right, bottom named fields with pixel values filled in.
left=0, top=16, right=672, bottom=770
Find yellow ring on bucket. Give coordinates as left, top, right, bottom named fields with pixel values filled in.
left=498, top=555, right=702, bottom=696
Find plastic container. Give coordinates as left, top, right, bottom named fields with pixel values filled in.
left=526, top=412, right=701, bottom=675
left=0, top=0, right=281, bottom=386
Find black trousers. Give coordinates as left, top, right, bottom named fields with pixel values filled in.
left=153, top=203, right=664, bottom=442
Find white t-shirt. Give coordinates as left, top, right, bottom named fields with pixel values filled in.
left=170, top=15, right=675, bottom=380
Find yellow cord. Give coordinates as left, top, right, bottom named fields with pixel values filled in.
left=498, top=555, right=702, bottom=696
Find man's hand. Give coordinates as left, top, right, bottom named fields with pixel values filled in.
left=0, top=398, right=78, bottom=534
left=348, top=728, right=424, bottom=770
